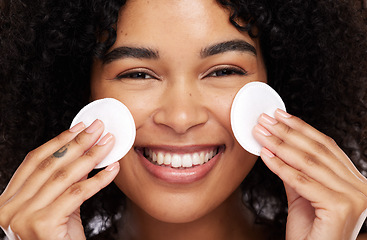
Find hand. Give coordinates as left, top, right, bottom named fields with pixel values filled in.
left=253, top=109, right=367, bottom=240
left=0, top=120, right=120, bottom=240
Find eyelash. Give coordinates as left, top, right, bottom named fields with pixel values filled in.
left=114, top=66, right=247, bottom=80
left=115, top=69, right=157, bottom=80
left=205, top=66, right=248, bottom=78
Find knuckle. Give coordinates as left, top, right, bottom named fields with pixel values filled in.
left=52, top=169, right=68, bottom=181
left=292, top=115, right=305, bottom=127
left=312, top=141, right=329, bottom=155
left=54, top=131, right=70, bottom=144
left=68, top=184, right=83, bottom=196
left=84, top=148, right=96, bottom=158
left=73, top=133, right=84, bottom=147
left=274, top=159, right=286, bottom=171
left=83, top=148, right=102, bottom=165
left=295, top=172, right=311, bottom=185
left=302, top=154, right=318, bottom=167
left=273, top=137, right=285, bottom=148
left=37, top=157, right=54, bottom=171
left=324, top=135, right=337, bottom=148
left=281, top=124, right=293, bottom=135
left=93, top=172, right=104, bottom=183
left=24, top=150, right=38, bottom=163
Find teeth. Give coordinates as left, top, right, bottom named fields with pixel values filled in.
left=192, top=153, right=200, bottom=165
left=171, top=154, right=181, bottom=168
left=157, top=152, right=163, bottom=165
left=164, top=154, right=171, bottom=165
left=182, top=154, right=192, bottom=167
left=144, top=148, right=219, bottom=168
left=199, top=152, right=205, bottom=165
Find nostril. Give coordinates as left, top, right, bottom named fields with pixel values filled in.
left=152, top=105, right=209, bottom=134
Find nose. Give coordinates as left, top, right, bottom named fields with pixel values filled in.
left=153, top=83, right=209, bottom=134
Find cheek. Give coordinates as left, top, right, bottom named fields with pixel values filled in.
left=203, top=89, right=237, bottom=134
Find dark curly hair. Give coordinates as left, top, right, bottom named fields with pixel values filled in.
left=1, top=0, right=366, bottom=239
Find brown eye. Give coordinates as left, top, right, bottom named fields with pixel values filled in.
left=116, top=71, right=154, bottom=80
left=207, top=67, right=247, bottom=77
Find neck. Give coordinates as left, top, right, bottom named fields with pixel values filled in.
left=118, top=189, right=265, bottom=240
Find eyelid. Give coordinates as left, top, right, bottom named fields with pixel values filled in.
left=114, top=67, right=160, bottom=80
left=202, top=65, right=248, bottom=79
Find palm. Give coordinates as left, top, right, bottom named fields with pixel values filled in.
left=285, top=185, right=345, bottom=240
left=58, top=209, right=86, bottom=240
left=286, top=188, right=315, bottom=240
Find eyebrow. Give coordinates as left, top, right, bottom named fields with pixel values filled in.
left=103, top=46, right=159, bottom=64
left=200, top=40, right=257, bottom=58
left=102, top=39, right=256, bottom=64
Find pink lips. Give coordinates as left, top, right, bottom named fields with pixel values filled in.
left=135, top=146, right=224, bottom=184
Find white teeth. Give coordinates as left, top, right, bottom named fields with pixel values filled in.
left=163, top=153, right=171, bottom=165
left=157, top=152, right=164, bottom=165
left=211, top=150, right=215, bottom=159
left=182, top=154, right=193, bottom=167
left=204, top=152, right=210, bottom=163
left=144, top=148, right=219, bottom=168
left=171, top=154, right=181, bottom=168
left=199, top=152, right=205, bottom=165
left=192, top=153, right=201, bottom=165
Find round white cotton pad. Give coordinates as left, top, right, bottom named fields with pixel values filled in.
left=231, top=82, right=286, bottom=156
left=70, top=98, right=136, bottom=169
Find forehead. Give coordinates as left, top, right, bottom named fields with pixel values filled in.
left=113, top=0, right=257, bottom=50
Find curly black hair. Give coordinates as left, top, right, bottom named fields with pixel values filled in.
left=1, top=0, right=366, bottom=239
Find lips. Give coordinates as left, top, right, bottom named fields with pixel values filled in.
left=135, top=146, right=225, bottom=184
left=143, top=147, right=220, bottom=168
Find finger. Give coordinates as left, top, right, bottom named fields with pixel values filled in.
left=13, top=164, right=119, bottom=240
left=47, top=162, right=120, bottom=218
left=0, top=122, right=85, bottom=203
left=253, top=124, right=359, bottom=196
left=257, top=113, right=367, bottom=192
left=260, top=148, right=367, bottom=240
left=1, top=120, right=105, bottom=222
left=259, top=147, right=335, bottom=204
left=274, top=109, right=366, bottom=184
left=28, top=133, right=115, bottom=210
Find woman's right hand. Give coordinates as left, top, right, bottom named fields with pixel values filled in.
left=0, top=120, right=120, bottom=240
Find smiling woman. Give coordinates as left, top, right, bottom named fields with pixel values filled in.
left=0, top=0, right=367, bottom=240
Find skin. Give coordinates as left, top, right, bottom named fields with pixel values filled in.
left=0, top=0, right=366, bottom=239
left=91, top=0, right=265, bottom=238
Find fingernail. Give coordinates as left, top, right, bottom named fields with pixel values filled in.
left=85, top=119, right=102, bottom=133
left=276, top=109, right=292, bottom=119
left=69, top=122, right=85, bottom=133
left=254, top=124, right=272, bottom=136
left=105, top=162, right=119, bottom=171
left=261, top=148, right=275, bottom=158
left=97, top=133, right=114, bottom=146
left=260, top=114, right=278, bottom=125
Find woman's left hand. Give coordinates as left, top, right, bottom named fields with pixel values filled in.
left=253, top=109, right=367, bottom=240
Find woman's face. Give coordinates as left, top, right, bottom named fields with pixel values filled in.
left=91, top=0, right=267, bottom=223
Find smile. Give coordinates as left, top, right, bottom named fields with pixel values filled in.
left=135, top=145, right=225, bottom=184
left=143, top=147, right=221, bottom=169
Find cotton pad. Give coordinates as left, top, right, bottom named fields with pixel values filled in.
left=231, top=82, right=286, bottom=156
left=70, top=98, right=136, bottom=169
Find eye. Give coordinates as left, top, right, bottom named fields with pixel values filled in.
left=115, top=69, right=158, bottom=80
left=206, top=66, right=247, bottom=78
